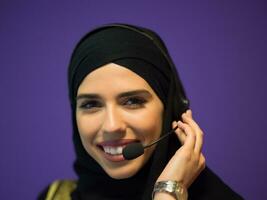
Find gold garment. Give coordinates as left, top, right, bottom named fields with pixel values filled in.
left=45, top=180, right=77, bottom=200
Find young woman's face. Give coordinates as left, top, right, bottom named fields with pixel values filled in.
left=76, top=63, right=164, bottom=179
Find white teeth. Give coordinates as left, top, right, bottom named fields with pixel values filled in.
left=103, top=146, right=123, bottom=155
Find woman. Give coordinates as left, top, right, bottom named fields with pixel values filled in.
left=39, top=23, right=243, bottom=200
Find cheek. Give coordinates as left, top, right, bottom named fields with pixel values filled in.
left=76, top=114, right=100, bottom=145
left=129, top=106, right=163, bottom=142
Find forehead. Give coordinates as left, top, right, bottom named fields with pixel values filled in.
left=77, top=63, right=156, bottom=95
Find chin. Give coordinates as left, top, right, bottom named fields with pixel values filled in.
left=101, top=150, right=153, bottom=180
left=106, top=168, right=139, bottom=180
left=101, top=159, right=143, bottom=180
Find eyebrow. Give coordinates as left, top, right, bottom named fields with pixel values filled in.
left=76, top=89, right=152, bottom=101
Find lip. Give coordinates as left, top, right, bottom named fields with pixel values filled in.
left=97, top=139, right=140, bottom=162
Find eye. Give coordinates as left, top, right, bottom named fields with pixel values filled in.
left=122, top=96, right=147, bottom=109
left=78, top=100, right=103, bottom=112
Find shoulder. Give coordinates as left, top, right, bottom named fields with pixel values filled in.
left=38, top=179, right=77, bottom=200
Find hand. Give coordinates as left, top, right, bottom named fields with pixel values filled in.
left=156, top=109, right=206, bottom=189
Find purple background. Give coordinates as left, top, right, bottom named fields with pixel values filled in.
left=1, top=0, right=266, bottom=199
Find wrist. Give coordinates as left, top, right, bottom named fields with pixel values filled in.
left=153, top=192, right=176, bottom=200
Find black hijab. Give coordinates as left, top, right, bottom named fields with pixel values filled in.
left=67, top=23, right=243, bottom=200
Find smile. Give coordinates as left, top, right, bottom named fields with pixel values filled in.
left=103, top=146, right=124, bottom=155
left=97, top=139, right=140, bottom=162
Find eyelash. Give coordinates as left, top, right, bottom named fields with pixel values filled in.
left=121, top=97, right=147, bottom=108
left=79, top=100, right=102, bottom=110
left=78, top=97, right=147, bottom=111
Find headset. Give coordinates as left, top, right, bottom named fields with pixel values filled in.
left=75, top=23, right=190, bottom=160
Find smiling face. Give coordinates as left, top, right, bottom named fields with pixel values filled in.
left=76, top=63, right=164, bottom=179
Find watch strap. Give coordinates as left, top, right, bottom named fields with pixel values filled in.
left=152, top=180, right=188, bottom=200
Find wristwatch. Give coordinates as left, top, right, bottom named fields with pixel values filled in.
left=152, top=180, right=188, bottom=200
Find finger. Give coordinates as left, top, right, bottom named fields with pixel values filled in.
left=177, top=120, right=196, bottom=150
left=187, top=109, right=193, bottom=118
left=199, top=153, right=206, bottom=170
left=181, top=111, right=204, bottom=153
left=182, top=110, right=202, bottom=136
left=194, top=130, right=204, bottom=153
left=172, top=121, right=186, bottom=145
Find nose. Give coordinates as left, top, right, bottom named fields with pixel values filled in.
left=101, top=105, right=126, bottom=134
